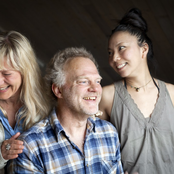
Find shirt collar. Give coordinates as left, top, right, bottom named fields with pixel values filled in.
left=48, top=108, right=64, bottom=135
left=48, top=108, right=97, bottom=138
left=87, top=116, right=96, bottom=133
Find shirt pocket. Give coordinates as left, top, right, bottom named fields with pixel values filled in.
left=101, top=158, right=123, bottom=174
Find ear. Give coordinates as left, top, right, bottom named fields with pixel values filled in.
left=52, top=84, right=63, bottom=98
left=141, top=43, right=149, bottom=59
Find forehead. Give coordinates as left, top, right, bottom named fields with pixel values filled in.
left=109, top=31, right=138, bottom=45
left=0, top=59, right=14, bottom=71
left=64, top=57, right=100, bottom=78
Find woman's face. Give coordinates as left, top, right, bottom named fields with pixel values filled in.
left=108, top=31, right=145, bottom=78
left=0, top=61, right=22, bottom=102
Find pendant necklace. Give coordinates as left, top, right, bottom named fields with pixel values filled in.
left=125, top=79, right=152, bottom=92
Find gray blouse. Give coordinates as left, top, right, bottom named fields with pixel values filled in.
left=111, top=80, right=174, bottom=174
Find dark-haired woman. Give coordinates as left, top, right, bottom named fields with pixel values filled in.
left=99, top=8, right=174, bottom=174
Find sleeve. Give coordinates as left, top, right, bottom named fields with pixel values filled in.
left=0, top=143, right=8, bottom=169
left=100, top=121, right=124, bottom=174
left=0, top=121, right=8, bottom=169
left=104, top=123, right=124, bottom=174
left=107, top=132, right=124, bottom=174
left=114, top=134, right=124, bottom=174
left=7, top=140, right=44, bottom=174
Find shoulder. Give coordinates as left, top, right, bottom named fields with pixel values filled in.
left=165, top=82, right=174, bottom=105
left=99, top=83, right=116, bottom=121
left=94, top=118, right=120, bottom=144
left=102, top=84, right=115, bottom=97
left=19, top=118, right=51, bottom=144
left=95, top=117, right=117, bottom=133
left=100, top=83, right=115, bottom=107
left=102, top=80, right=123, bottom=98
left=165, top=81, right=174, bottom=91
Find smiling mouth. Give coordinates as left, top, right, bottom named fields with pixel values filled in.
left=0, top=86, right=9, bottom=90
left=117, top=63, right=127, bottom=69
left=83, top=96, right=96, bottom=100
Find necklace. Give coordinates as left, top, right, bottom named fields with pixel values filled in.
left=126, top=79, right=152, bottom=92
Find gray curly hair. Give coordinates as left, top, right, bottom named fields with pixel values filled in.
left=45, top=47, right=99, bottom=103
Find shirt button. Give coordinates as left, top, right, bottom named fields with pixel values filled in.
left=86, top=164, right=88, bottom=167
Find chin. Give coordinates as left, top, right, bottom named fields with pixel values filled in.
left=84, top=110, right=98, bottom=116
left=119, top=72, right=129, bottom=78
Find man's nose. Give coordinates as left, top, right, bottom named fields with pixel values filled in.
left=88, top=82, right=101, bottom=92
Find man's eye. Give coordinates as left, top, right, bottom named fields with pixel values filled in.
left=119, top=46, right=125, bottom=51
left=96, top=80, right=101, bottom=84
left=78, top=81, right=87, bottom=84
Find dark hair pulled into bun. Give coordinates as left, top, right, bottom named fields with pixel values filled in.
left=111, top=8, right=155, bottom=74
left=119, top=8, right=147, bottom=33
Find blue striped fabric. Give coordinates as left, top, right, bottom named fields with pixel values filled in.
left=9, top=109, right=123, bottom=174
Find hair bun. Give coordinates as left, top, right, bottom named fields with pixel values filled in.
left=119, top=8, right=147, bottom=33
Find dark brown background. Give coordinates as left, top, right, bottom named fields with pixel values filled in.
left=1, top=0, right=174, bottom=86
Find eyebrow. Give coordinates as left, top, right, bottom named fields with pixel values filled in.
left=0, top=70, right=13, bottom=72
left=77, top=76, right=102, bottom=80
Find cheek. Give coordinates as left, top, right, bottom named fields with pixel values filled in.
left=99, top=86, right=102, bottom=93
left=126, top=46, right=141, bottom=59
left=109, top=60, right=112, bottom=67
left=108, top=57, right=113, bottom=64
left=97, top=86, right=102, bottom=99
left=109, top=58, right=115, bottom=67
left=12, top=74, right=22, bottom=85
left=122, top=50, right=132, bottom=60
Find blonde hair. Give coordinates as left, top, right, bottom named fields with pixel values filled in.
left=0, top=31, right=50, bottom=130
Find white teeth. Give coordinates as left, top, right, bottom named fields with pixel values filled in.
left=117, top=63, right=127, bottom=69
left=89, top=97, right=96, bottom=100
left=0, top=86, right=8, bottom=90
left=83, top=96, right=96, bottom=100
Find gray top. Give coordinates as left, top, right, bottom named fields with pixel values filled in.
left=111, top=80, right=174, bottom=174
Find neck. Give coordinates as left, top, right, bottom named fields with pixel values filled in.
left=0, top=97, right=22, bottom=111
left=127, top=72, right=151, bottom=83
left=56, top=109, right=87, bottom=153
left=124, top=73, right=153, bottom=92
left=0, top=88, right=22, bottom=106
left=56, top=107, right=88, bottom=135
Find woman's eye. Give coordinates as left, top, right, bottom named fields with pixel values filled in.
left=3, top=73, right=11, bottom=76
left=108, top=51, right=113, bottom=56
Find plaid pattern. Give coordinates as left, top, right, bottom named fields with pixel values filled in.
left=9, top=109, right=123, bottom=174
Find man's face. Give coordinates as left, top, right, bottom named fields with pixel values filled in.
left=61, top=57, right=102, bottom=117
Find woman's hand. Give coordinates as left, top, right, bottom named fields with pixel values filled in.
left=1, top=132, right=24, bottom=160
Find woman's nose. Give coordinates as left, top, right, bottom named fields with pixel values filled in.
left=0, top=73, right=5, bottom=85
left=113, top=54, right=121, bottom=61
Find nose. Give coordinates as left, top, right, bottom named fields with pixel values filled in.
left=88, top=82, right=101, bottom=92
left=113, top=53, right=121, bottom=62
left=0, top=73, right=5, bottom=85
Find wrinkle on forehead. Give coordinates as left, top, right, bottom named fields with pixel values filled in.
left=64, top=57, right=101, bottom=82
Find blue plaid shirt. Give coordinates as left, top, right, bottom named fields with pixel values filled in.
left=9, top=109, right=123, bottom=174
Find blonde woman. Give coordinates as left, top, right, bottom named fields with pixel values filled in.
left=0, top=31, right=50, bottom=173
